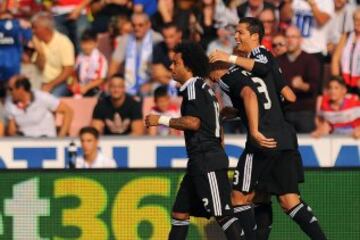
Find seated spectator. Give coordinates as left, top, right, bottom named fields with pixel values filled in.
left=152, top=22, right=182, bottom=95
left=148, top=86, right=180, bottom=136
left=133, top=0, right=157, bottom=17
left=31, top=12, right=75, bottom=97
left=312, top=76, right=360, bottom=138
left=1, top=0, right=43, bottom=18
left=91, top=74, right=144, bottom=135
left=278, top=26, right=320, bottom=133
left=5, top=75, right=73, bottom=137
left=0, top=12, right=32, bottom=92
left=108, top=13, right=163, bottom=96
left=71, top=29, right=107, bottom=97
left=20, top=43, right=42, bottom=90
left=259, top=8, right=278, bottom=51
left=331, top=8, right=360, bottom=96
left=75, top=126, right=116, bottom=168
left=271, top=33, right=287, bottom=57
left=206, top=26, right=235, bottom=56
left=327, top=0, right=356, bottom=52
left=237, top=0, right=275, bottom=19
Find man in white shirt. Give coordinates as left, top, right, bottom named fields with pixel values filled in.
left=5, top=75, right=73, bottom=137
left=75, top=126, right=117, bottom=168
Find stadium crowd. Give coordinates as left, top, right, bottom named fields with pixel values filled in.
left=0, top=0, right=359, bottom=138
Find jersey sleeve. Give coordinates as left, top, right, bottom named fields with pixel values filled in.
left=182, top=83, right=203, bottom=118
left=250, top=47, right=272, bottom=76
left=272, top=59, right=287, bottom=93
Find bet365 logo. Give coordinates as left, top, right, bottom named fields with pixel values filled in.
left=0, top=176, right=207, bottom=239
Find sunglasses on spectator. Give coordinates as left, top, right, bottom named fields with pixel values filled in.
left=272, top=42, right=286, bottom=48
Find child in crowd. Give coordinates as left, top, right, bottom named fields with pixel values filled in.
left=71, top=29, right=107, bottom=97
left=148, top=85, right=180, bottom=136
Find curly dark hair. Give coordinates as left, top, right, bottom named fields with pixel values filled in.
left=239, top=17, right=265, bottom=44
left=174, top=42, right=209, bottom=78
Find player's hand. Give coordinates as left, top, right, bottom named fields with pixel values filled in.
left=209, top=50, right=231, bottom=63
left=251, top=131, right=277, bottom=148
left=145, top=114, right=160, bottom=127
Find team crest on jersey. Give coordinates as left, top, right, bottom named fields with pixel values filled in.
left=255, top=54, right=268, bottom=64
left=5, top=20, right=13, bottom=30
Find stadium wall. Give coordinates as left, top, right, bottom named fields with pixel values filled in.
left=0, top=135, right=358, bottom=168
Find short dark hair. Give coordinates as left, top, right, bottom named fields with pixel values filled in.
left=80, top=29, right=97, bottom=42
left=174, top=42, right=209, bottom=78
left=239, top=17, right=265, bottom=43
left=14, top=75, right=31, bottom=92
left=161, top=22, right=181, bottom=32
left=79, top=126, right=99, bottom=139
left=209, top=61, right=232, bottom=72
left=110, top=73, right=125, bottom=81
left=328, top=76, right=347, bottom=87
left=154, top=85, right=169, bottom=100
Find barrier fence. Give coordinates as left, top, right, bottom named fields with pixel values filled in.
left=0, top=169, right=359, bottom=240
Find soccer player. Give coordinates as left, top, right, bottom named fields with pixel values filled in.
left=145, top=42, right=244, bottom=240
left=210, top=17, right=327, bottom=240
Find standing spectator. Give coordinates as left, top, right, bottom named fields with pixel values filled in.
left=271, top=33, right=287, bottom=57
left=0, top=12, right=32, bottom=94
left=278, top=26, right=320, bottom=133
left=75, top=126, right=117, bottom=168
left=152, top=22, right=182, bottom=95
left=311, top=76, right=360, bottom=138
left=90, top=0, right=132, bottom=34
left=108, top=13, right=163, bottom=96
left=237, top=0, right=276, bottom=18
left=327, top=0, right=356, bottom=51
left=51, top=0, right=91, bottom=51
left=259, top=8, right=278, bottom=51
left=282, top=0, right=334, bottom=56
left=148, top=86, right=180, bottom=136
left=331, top=8, right=360, bottom=96
left=71, top=29, right=107, bottom=97
left=31, top=12, right=75, bottom=97
left=91, top=74, right=144, bottom=135
left=5, top=75, right=73, bottom=137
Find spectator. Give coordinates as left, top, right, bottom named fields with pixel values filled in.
left=91, top=74, right=144, bottom=135
left=97, top=15, right=133, bottom=63
left=75, top=126, right=117, bottom=168
left=327, top=0, right=356, bottom=51
left=0, top=12, right=32, bottom=94
left=71, top=29, right=107, bottom=97
left=148, top=86, right=180, bottom=136
left=1, top=0, right=43, bottom=18
left=20, top=43, right=42, bottom=90
left=259, top=8, right=278, bottom=51
left=108, top=12, right=163, bottom=96
left=5, top=75, right=73, bottom=137
left=278, top=26, right=320, bottom=133
left=282, top=0, right=334, bottom=57
left=50, top=0, right=91, bottom=51
left=31, top=12, right=75, bottom=97
left=311, top=76, right=360, bottom=138
left=206, top=26, right=235, bottom=56
left=0, top=99, right=4, bottom=136
left=271, top=33, right=287, bottom=57
left=331, top=8, right=360, bottom=96
left=90, top=0, right=132, bottom=34
left=237, top=0, right=276, bottom=19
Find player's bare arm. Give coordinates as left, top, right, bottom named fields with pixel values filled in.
left=145, top=114, right=200, bottom=131
left=209, top=50, right=255, bottom=72
left=241, top=86, right=277, bottom=149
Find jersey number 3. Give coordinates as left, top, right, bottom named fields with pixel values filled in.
left=251, top=77, right=272, bottom=110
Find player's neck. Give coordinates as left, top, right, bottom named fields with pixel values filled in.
left=84, top=150, right=98, bottom=165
